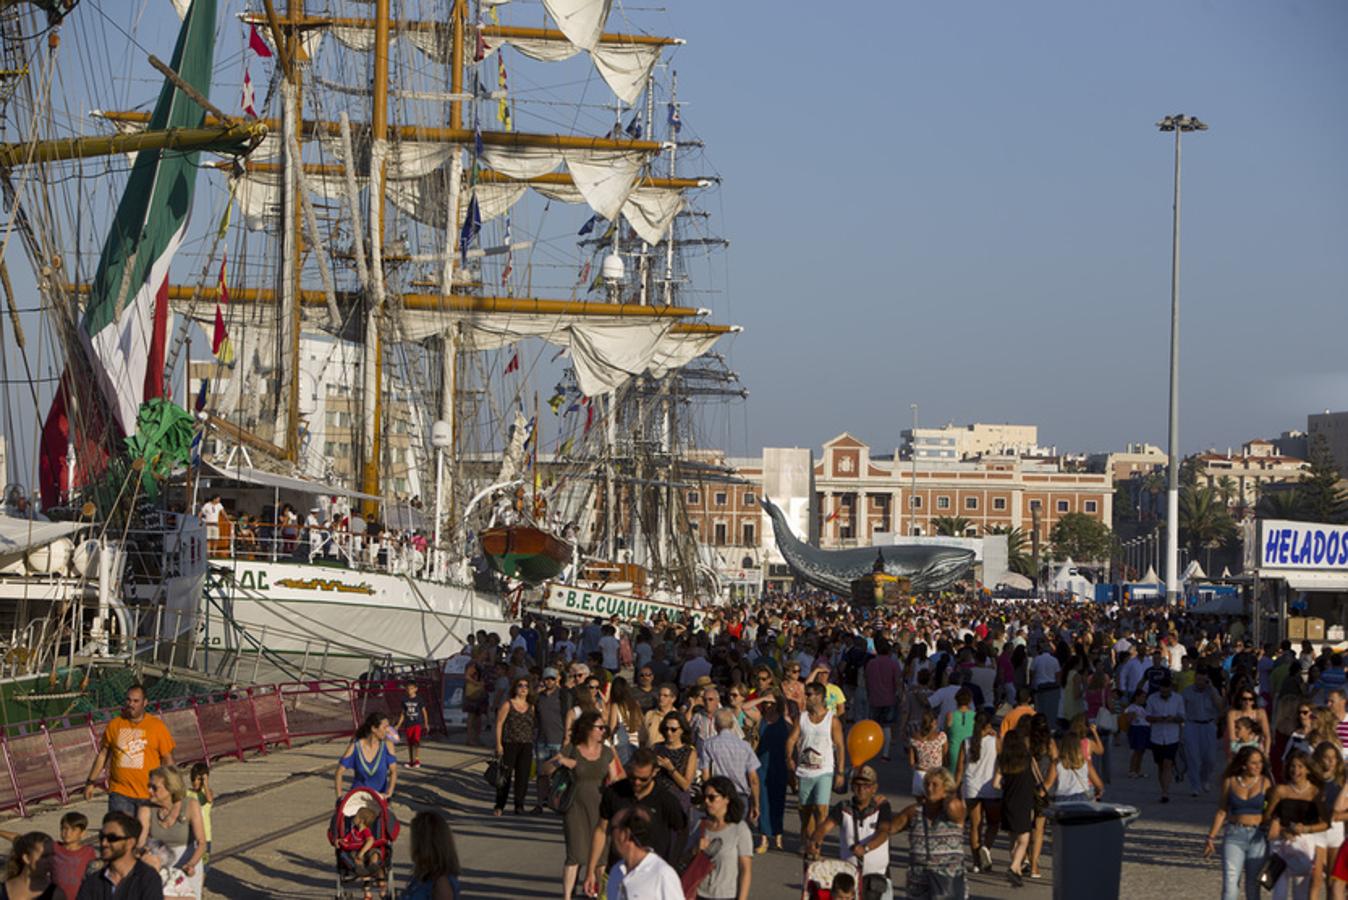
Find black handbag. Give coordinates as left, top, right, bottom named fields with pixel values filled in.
left=1258, top=851, right=1287, bottom=891
left=483, top=756, right=501, bottom=790
left=546, top=765, right=577, bottom=813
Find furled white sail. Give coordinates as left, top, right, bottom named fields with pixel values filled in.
left=543, top=0, right=613, bottom=52
left=482, top=35, right=662, bottom=105
left=481, top=146, right=644, bottom=220
left=534, top=184, right=684, bottom=245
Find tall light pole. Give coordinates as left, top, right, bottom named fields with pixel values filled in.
left=1156, top=113, right=1207, bottom=606
left=910, top=403, right=919, bottom=535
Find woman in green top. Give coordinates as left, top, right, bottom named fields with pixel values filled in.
left=945, top=688, right=976, bottom=772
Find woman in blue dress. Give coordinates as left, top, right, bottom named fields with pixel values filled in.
left=336, top=712, right=400, bottom=800
left=745, top=689, right=790, bottom=853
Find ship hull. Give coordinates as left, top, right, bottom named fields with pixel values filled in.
left=200, top=560, right=510, bottom=678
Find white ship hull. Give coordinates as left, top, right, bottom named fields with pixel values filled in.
left=200, top=559, right=510, bottom=678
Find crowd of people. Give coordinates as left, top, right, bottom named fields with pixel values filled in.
left=444, top=591, right=1348, bottom=899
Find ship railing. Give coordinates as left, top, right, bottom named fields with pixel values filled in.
left=214, top=522, right=437, bottom=579
left=0, top=670, right=446, bottom=817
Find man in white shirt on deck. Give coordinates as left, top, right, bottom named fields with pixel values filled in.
left=200, top=495, right=224, bottom=555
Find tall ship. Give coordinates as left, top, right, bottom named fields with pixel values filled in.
left=0, top=0, right=741, bottom=680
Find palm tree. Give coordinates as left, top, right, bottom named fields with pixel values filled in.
left=986, top=525, right=1033, bottom=576
left=1216, top=476, right=1238, bottom=508
left=1143, top=469, right=1167, bottom=521
left=932, top=515, right=972, bottom=537
left=1258, top=488, right=1303, bottom=520
left=1180, top=484, right=1236, bottom=571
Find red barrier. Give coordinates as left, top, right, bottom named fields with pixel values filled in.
left=0, top=678, right=379, bottom=818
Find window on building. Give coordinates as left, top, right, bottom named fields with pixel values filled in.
left=965, top=497, right=978, bottom=510
left=742, top=522, right=756, bottom=546
left=993, top=497, right=1007, bottom=510
left=1056, top=500, right=1070, bottom=512
left=1029, top=499, right=1042, bottom=510
left=1084, top=500, right=1098, bottom=513
left=690, top=521, right=700, bottom=535
left=714, top=492, right=727, bottom=507
left=965, top=526, right=978, bottom=537
left=743, top=492, right=755, bottom=506
left=687, top=491, right=700, bottom=505
left=910, top=496, right=922, bottom=509
left=937, top=496, right=951, bottom=510
left=714, top=522, right=727, bottom=546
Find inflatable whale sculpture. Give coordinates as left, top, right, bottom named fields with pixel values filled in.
left=761, top=498, right=975, bottom=595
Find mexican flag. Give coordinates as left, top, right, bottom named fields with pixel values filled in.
left=38, top=0, right=216, bottom=507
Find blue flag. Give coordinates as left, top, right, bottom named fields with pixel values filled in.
left=194, top=378, right=208, bottom=412
left=667, top=101, right=681, bottom=134
left=578, top=214, right=601, bottom=236
left=459, top=193, right=481, bottom=265
left=625, top=115, right=642, bottom=139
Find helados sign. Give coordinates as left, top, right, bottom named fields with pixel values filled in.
left=1260, top=519, right=1348, bottom=571
left=542, top=583, right=704, bottom=627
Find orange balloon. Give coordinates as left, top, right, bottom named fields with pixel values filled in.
left=847, top=720, right=884, bottom=768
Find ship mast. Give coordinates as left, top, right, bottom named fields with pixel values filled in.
left=359, top=0, right=392, bottom=514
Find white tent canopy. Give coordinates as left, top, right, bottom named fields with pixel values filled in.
left=1183, top=559, right=1207, bottom=581
left=0, top=516, right=86, bottom=567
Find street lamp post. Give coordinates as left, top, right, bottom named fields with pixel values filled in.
left=1156, top=113, right=1207, bottom=606
left=910, top=403, right=918, bottom=535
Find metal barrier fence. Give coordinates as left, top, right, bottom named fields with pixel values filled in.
left=0, top=673, right=444, bottom=818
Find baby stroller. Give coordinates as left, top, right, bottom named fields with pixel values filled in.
left=329, top=786, right=401, bottom=899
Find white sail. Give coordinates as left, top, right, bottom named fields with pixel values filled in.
left=543, top=0, right=614, bottom=52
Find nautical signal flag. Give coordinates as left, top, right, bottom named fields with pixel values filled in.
left=583, top=396, right=594, bottom=434
left=248, top=23, right=273, bottom=57
left=458, top=192, right=481, bottom=266
left=194, top=378, right=208, bottom=413
left=212, top=306, right=235, bottom=365
left=212, top=257, right=235, bottom=365
left=548, top=391, right=566, bottom=414
left=667, top=101, right=681, bottom=134
left=504, top=348, right=520, bottom=375
left=241, top=68, right=257, bottom=118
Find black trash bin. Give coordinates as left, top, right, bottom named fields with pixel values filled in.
left=1049, top=801, right=1140, bottom=900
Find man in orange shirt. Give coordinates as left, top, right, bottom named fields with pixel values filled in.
left=999, top=686, right=1036, bottom=738
left=83, top=684, right=176, bottom=822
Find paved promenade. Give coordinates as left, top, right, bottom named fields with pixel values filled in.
left=0, top=734, right=1222, bottom=898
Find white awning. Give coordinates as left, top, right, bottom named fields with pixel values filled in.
left=0, top=516, right=86, bottom=563
left=1283, top=572, right=1348, bottom=593
left=202, top=462, right=379, bottom=501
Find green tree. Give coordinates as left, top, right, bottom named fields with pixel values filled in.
left=1258, top=488, right=1303, bottom=520
left=1049, top=513, right=1113, bottom=564
left=1180, top=455, right=1202, bottom=488
left=1180, top=484, right=1236, bottom=570
left=1216, top=476, right=1239, bottom=508
left=1113, top=482, right=1138, bottom=526
left=932, top=516, right=972, bottom=537
left=985, top=525, right=1033, bottom=576
left=1298, top=433, right=1347, bottom=523
left=1142, top=469, right=1167, bottom=520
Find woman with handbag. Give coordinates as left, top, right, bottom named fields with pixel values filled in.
left=1204, top=746, right=1271, bottom=900
left=995, top=732, right=1037, bottom=888
left=543, top=711, right=624, bottom=900
left=1263, top=750, right=1329, bottom=900
left=1023, top=714, right=1058, bottom=880
left=892, top=767, right=968, bottom=900
left=494, top=677, right=536, bottom=816
left=688, top=775, right=753, bottom=900
left=1085, top=669, right=1116, bottom=784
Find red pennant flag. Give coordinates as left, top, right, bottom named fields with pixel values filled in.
left=212, top=305, right=228, bottom=354
left=241, top=68, right=257, bottom=118
left=475, top=32, right=487, bottom=62
left=504, top=349, right=519, bottom=375
left=584, top=397, right=594, bottom=434
left=248, top=23, right=274, bottom=57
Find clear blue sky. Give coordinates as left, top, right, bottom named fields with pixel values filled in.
left=670, top=0, right=1348, bottom=457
